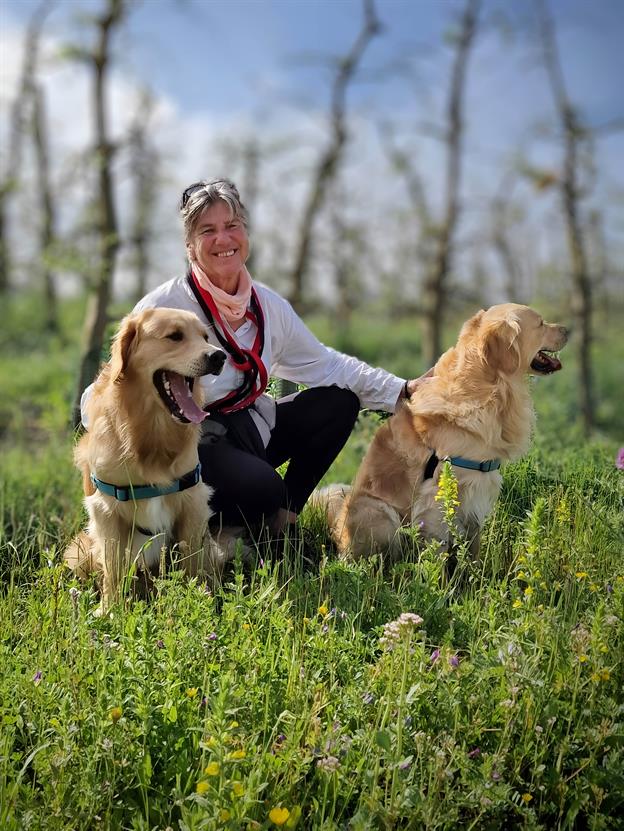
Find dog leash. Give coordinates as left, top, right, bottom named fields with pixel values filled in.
left=90, top=463, right=202, bottom=502
left=423, top=452, right=501, bottom=480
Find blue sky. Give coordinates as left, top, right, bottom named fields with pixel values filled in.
left=1, top=0, right=623, bottom=299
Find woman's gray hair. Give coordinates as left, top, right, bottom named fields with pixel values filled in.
left=179, top=178, right=248, bottom=245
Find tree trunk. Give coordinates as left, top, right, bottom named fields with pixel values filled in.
left=32, top=82, right=58, bottom=333
left=422, top=0, right=479, bottom=367
left=537, top=0, right=594, bottom=434
left=71, top=0, right=124, bottom=428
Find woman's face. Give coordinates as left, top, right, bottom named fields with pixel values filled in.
left=188, top=200, right=249, bottom=290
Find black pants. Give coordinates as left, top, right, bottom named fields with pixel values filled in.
left=198, top=386, right=359, bottom=528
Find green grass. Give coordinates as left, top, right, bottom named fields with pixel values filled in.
left=1, top=295, right=623, bottom=829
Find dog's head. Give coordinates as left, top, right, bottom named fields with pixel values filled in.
left=110, top=308, right=226, bottom=423
left=459, top=303, right=568, bottom=376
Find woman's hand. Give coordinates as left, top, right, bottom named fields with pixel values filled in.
left=399, top=367, right=434, bottom=405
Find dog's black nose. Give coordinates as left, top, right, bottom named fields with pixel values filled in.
left=207, top=350, right=227, bottom=374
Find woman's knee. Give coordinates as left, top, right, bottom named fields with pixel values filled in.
left=315, top=386, right=360, bottom=428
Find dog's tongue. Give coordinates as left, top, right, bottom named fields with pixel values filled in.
left=167, top=372, right=207, bottom=423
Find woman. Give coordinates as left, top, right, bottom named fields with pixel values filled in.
left=91, top=179, right=429, bottom=542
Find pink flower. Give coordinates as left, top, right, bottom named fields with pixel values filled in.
left=616, top=448, right=624, bottom=470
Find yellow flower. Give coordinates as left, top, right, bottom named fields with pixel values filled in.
left=524, top=586, right=534, bottom=597
left=575, top=571, right=588, bottom=580
left=205, top=735, right=218, bottom=747
left=540, top=582, right=548, bottom=590
left=303, top=617, right=311, bottom=625
left=229, top=720, right=239, bottom=729
left=513, top=599, right=523, bottom=609
left=600, top=645, right=608, bottom=653
left=204, top=761, right=221, bottom=776
left=522, top=792, right=533, bottom=803
left=232, top=781, right=245, bottom=797
left=219, top=809, right=231, bottom=822
left=243, top=623, right=251, bottom=631
left=109, top=706, right=122, bottom=723
left=229, top=749, right=247, bottom=760
left=533, top=569, right=541, bottom=578
left=590, top=583, right=598, bottom=593
left=590, top=672, right=601, bottom=682
left=196, top=780, right=210, bottom=795
left=517, top=571, right=526, bottom=579
left=318, top=605, right=328, bottom=617
left=600, top=669, right=610, bottom=681
left=578, top=654, right=588, bottom=663
left=269, top=807, right=290, bottom=826
left=186, top=687, right=198, bottom=698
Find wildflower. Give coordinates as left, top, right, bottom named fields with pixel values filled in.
left=468, top=747, right=481, bottom=758
left=303, top=617, right=310, bottom=625
left=196, top=781, right=210, bottom=795
left=524, top=586, right=534, bottom=597
left=606, top=583, right=613, bottom=594
left=449, top=654, right=459, bottom=668
left=605, top=615, right=619, bottom=626
left=33, top=670, right=42, bottom=686
left=517, top=571, right=526, bottom=580
left=268, top=807, right=290, bottom=826
left=615, top=447, right=624, bottom=470
left=590, top=672, right=601, bottom=682
left=600, top=669, right=610, bottom=681
left=156, top=639, right=165, bottom=649
left=204, top=761, right=220, bottom=776
left=317, top=755, right=340, bottom=773
left=229, top=720, right=239, bottom=729
left=522, top=792, right=533, bottom=803
left=186, top=688, right=198, bottom=698
left=362, top=691, right=375, bottom=705
left=398, top=757, right=413, bottom=770
left=513, top=599, right=523, bottom=609
left=243, top=622, right=250, bottom=631
left=430, top=648, right=440, bottom=664
left=229, top=749, right=247, bottom=760
left=207, top=632, right=218, bottom=641
left=379, top=612, right=423, bottom=651
left=491, top=770, right=501, bottom=781
left=219, top=809, right=231, bottom=821
left=318, top=605, right=329, bottom=617
left=232, top=781, right=245, bottom=797
left=321, top=624, right=329, bottom=634
left=578, top=654, right=588, bottom=663
left=575, top=572, right=588, bottom=580
left=109, top=707, right=123, bottom=723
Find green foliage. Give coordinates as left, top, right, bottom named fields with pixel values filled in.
left=1, top=295, right=623, bottom=828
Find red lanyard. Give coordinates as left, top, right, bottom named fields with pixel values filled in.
left=189, top=272, right=269, bottom=414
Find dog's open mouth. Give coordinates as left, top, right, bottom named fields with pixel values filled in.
left=153, top=371, right=207, bottom=423
left=530, top=350, right=562, bottom=374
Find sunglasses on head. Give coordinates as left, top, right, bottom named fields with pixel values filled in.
left=180, top=181, right=205, bottom=209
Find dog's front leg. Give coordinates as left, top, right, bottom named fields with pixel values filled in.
left=96, top=523, right=131, bottom=616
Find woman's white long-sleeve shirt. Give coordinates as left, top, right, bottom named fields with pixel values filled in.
left=82, top=275, right=406, bottom=444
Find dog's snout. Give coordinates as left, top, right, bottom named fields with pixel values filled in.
left=206, top=349, right=227, bottom=375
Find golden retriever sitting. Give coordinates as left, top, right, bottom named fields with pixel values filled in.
left=318, top=304, right=568, bottom=562
left=64, top=308, right=229, bottom=613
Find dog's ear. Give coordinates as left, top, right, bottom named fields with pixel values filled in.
left=480, top=314, right=522, bottom=374
left=110, top=316, right=139, bottom=381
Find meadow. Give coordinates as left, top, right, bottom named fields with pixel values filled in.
left=1, top=295, right=623, bottom=830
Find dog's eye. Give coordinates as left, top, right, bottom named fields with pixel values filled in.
left=167, top=331, right=184, bottom=342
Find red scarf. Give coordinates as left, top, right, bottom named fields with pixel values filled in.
left=189, top=271, right=269, bottom=414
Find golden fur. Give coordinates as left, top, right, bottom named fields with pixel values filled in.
left=317, top=304, right=568, bottom=560
left=64, top=308, right=230, bottom=613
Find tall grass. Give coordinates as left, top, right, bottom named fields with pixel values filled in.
left=1, top=296, right=623, bottom=829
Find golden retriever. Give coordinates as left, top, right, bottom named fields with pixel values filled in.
left=317, top=304, right=568, bottom=562
left=64, top=307, right=229, bottom=613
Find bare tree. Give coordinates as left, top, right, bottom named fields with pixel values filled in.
left=0, top=0, right=55, bottom=295
left=288, top=0, right=382, bottom=313
left=535, top=0, right=595, bottom=434
left=31, top=80, right=59, bottom=332
left=421, top=0, right=480, bottom=367
left=127, top=88, right=159, bottom=303
left=71, top=0, right=127, bottom=428
left=490, top=171, right=525, bottom=303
